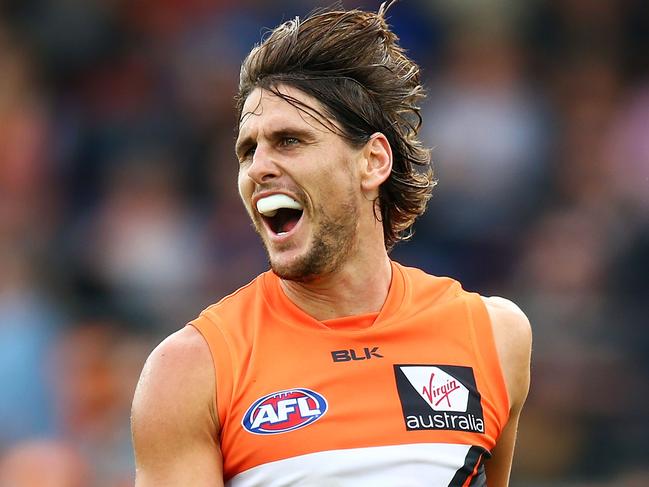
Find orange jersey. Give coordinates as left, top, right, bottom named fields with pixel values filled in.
left=190, top=261, right=510, bottom=486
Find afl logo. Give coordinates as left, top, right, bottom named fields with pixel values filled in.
left=242, top=388, right=328, bottom=435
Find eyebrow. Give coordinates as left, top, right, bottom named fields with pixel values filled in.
left=235, top=127, right=317, bottom=158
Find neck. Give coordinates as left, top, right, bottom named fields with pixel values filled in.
left=280, top=253, right=393, bottom=321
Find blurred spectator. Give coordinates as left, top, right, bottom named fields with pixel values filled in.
left=405, top=16, right=548, bottom=291
left=75, top=151, right=211, bottom=331
left=423, top=21, right=548, bottom=242
left=0, top=440, right=90, bottom=487
left=606, top=83, right=649, bottom=215
left=0, top=27, right=62, bottom=443
left=0, top=244, right=60, bottom=446
left=49, top=320, right=151, bottom=487
left=0, top=24, right=59, bottom=247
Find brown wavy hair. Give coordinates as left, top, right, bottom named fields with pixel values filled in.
left=236, top=1, right=434, bottom=251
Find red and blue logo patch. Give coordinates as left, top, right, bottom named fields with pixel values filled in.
left=242, top=388, right=328, bottom=435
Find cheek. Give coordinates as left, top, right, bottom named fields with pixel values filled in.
left=324, top=166, right=359, bottom=199
left=237, top=171, right=254, bottom=212
left=237, top=168, right=249, bottom=196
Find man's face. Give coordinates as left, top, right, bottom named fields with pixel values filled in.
left=236, top=86, right=363, bottom=281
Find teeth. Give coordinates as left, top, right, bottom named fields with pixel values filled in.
left=256, top=194, right=302, bottom=217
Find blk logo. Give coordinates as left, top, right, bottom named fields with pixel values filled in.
left=394, top=365, right=485, bottom=433
left=331, top=347, right=383, bottom=362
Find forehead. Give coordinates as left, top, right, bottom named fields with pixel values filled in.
left=238, top=85, right=335, bottom=135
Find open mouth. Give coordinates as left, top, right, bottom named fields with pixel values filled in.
left=256, top=194, right=304, bottom=236
left=263, top=208, right=303, bottom=235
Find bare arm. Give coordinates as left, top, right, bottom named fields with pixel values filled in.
left=482, top=296, right=532, bottom=487
left=131, top=325, right=223, bottom=487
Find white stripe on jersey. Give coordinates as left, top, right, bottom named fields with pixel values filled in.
left=227, top=443, right=474, bottom=487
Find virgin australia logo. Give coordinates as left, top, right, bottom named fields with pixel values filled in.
left=401, top=366, right=469, bottom=412
left=394, top=365, right=485, bottom=433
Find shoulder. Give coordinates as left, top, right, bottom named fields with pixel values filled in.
left=131, top=326, right=224, bottom=484
left=481, top=296, right=532, bottom=412
left=137, top=325, right=214, bottom=396
left=394, top=262, right=462, bottom=304
left=132, top=325, right=218, bottom=439
left=199, top=273, right=268, bottom=322
left=481, top=296, right=532, bottom=348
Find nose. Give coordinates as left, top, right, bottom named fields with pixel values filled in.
left=246, top=144, right=281, bottom=185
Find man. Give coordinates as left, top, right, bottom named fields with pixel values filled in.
left=131, top=3, right=531, bottom=486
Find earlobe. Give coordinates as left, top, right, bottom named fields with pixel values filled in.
left=360, top=132, right=392, bottom=195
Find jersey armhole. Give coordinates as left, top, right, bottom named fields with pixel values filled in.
left=188, top=314, right=234, bottom=436
left=466, top=292, right=511, bottom=439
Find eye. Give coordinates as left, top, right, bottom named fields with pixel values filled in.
left=280, top=137, right=299, bottom=147
left=238, top=145, right=256, bottom=163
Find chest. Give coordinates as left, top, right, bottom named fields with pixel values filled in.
left=220, top=319, right=496, bottom=483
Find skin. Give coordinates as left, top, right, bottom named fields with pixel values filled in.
left=236, top=90, right=361, bottom=284
left=235, top=86, right=394, bottom=318
left=131, top=85, right=532, bottom=486
left=482, top=296, right=532, bottom=485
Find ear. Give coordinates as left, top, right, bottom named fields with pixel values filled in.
left=360, top=132, right=392, bottom=197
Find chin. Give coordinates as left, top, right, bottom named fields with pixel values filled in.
left=268, top=234, right=349, bottom=283
left=269, top=254, right=323, bottom=283
left=261, top=199, right=359, bottom=282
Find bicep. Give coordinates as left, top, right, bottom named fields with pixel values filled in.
left=131, top=327, right=223, bottom=487
left=484, top=401, right=524, bottom=487
left=482, top=296, right=532, bottom=487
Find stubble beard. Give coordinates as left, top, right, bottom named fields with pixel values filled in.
left=260, top=198, right=360, bottom=283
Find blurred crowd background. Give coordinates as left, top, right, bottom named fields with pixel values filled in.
left=0, top=0, right=647, bottom=486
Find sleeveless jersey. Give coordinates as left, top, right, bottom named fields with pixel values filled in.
left=190, top=261, right=510, bottom=486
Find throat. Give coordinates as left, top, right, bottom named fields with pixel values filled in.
left=278, top=258, right=393, bottom=321
left=321, top=312, right=379, bottom=330
left=271, top=208, right=302, bottom=234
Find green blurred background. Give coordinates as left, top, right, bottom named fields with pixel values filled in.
left=0, top=0, right=647, bottom=485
